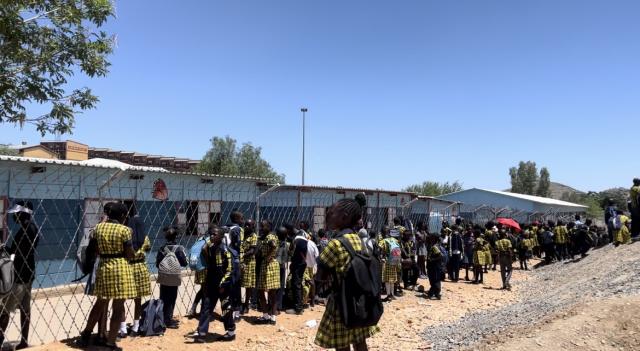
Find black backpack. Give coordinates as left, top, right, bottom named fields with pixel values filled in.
left=335, top=236, right=384, bottom=329
left=73, top=229, right=98, bottom=282
left=139, top=299, right=166, bottom=336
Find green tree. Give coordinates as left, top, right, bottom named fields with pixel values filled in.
left=1, top=1, right=115, bottom=135
left=509, top=161, right=551, bottom=196
left=404, top=181, right=463, bottom=196
left=536, top=167, right=551, bottom=197
left=197, top=136, right=285, bottom=183
left=0, top=145, right=19, bottom=156
left=598, top=187, right=629, bottom=210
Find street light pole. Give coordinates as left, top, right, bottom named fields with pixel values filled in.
left=301, top=107, right=308, bottom=185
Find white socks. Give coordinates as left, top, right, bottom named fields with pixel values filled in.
left=120, top=320, right=140, bottom=333
left=270, top=315, right=276, bottom=322
left=386, top=283, right=394, bottom=297
left=227, top=330, right=236, bottom=336
left=262, top=313, right=269, bottom=319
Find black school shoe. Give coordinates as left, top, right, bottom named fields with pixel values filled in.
left=217, top=333, right=236, bottom=342
left=77, top=331, right=92, bottom=348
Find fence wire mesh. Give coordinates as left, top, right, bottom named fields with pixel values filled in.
left=0, top=159, right=466, bottom=346
left=461, top=204, right=583, bottom=226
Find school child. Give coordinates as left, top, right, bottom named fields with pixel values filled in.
left=401, top=230, right=419, bottom=290
left=518, top=231, right=533, bottom=271
left=613, top=211, right=632, bottom=246
left=554, top=221, right=569, bottom=260
left=379, top=229, right=401, bottom=301
left=190, top=226, right=237, bottom=342
left=120, top=203, right=151, bottom=338
left=495, top=231, right=513, bottom=290
left=155, top=226, right=188, bottom=329
left=241, top=219, right=258, bottom=315
left=463, top=229, right=476, bottom=281
left=314, top=194, right=380, bottom=351
left=79, top=203, right=136, bottom=351
left=255, top=220, right=280, bottom=325
left=426, top=234, right=443, bottom=300
left=472, top=234, right=488, bottom=284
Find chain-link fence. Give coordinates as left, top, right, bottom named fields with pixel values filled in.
left=461, top=204, right=584, bottom=226
left=0, top=157, right=463, bottom=346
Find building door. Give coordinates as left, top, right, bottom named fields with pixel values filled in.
left=313, top=207, right=326, bottom=233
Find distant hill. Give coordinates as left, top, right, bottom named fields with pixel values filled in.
left=503, top=182, right=585, bottom=200
left=548, top=182, right=585, bottom=201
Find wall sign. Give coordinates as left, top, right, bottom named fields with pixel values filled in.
left=153, top=179, right=169, bottom=201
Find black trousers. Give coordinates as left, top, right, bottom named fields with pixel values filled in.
left=632, top=212, right=640, bottom=237
left=402, top=263, right=419, bottom=287
left=231, top=284, right=242, bottom=313
left=291, top=262, right=307, bottom=312
left=543, top=243, right=555, bottom=263
left=159, top=285, right=179, bottom=323
left=427, top=263, right=441, bottom=297
left=449, top=254, right=461, bottom=281
left=198, top=289, right=235, bottom=334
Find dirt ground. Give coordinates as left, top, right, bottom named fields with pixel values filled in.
left=28, top=268, right=528, bottom=351
left=475, top=295, right=640, bottom=351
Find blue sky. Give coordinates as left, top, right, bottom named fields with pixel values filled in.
left=2, top=0, right=639, bottom=192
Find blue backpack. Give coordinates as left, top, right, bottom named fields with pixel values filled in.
left=188, top=238, right=207, bottom=272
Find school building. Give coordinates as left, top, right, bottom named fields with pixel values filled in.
left=0, top=155, right=459, bottom=289
left=437, top=188, right=587, bottom=224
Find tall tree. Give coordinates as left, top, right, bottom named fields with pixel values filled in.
left=1, top=1, right=115, bottom=135
left=197, top=136, right=285, bottom=183
left=510, top=161, right=550, bottom=196
left=404, top=181, right=463, bottom=197
left=536, top=167, right=551, bottom=197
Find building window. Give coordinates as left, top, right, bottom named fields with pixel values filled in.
left=177, top=201, right=221, bottom=236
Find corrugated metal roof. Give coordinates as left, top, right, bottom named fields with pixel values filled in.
left=418, top=195, right=459, bottom=205
left=278, top=184, right=416, bottom=196
left=78, top=158, right=167, bottom=172
left=0, top=155, right=273, bottom=182
left=440, top=188, right=588, bottom=208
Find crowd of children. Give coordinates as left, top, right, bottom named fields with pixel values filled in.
left=2, top=180, right=637, bottom=351
left=71, top=197, right=637, bottom=351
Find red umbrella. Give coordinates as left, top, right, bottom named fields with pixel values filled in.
left=496, top=218, right=522, bottom=232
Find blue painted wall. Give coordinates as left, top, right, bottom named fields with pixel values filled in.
left=0, top=159, right=455, bottom=287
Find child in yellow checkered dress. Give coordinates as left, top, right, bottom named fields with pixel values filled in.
left=242, top=231, right=258, bottom=288
left=614, top=214, right=632, bottom=246
left=257, top=232, right=280, bottom=290
left=94, top=222, right=137, bottom=299
left=241, top=221, right=258, bottom=314
left=80, top=203, right=136, bottom=350
left=315, top=195, right=379, bottom=351
left=255, top=220, right=281, bottom=325
left=130, top=236, right=152, bottom=297
left=379, top=236, right=400, bottom=300
left=120, top=207, right=152, bottom=337
left=473, top=236, right=487, bottom=284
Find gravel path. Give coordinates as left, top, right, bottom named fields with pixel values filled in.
left=422, top=243, right=640, bottom=350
